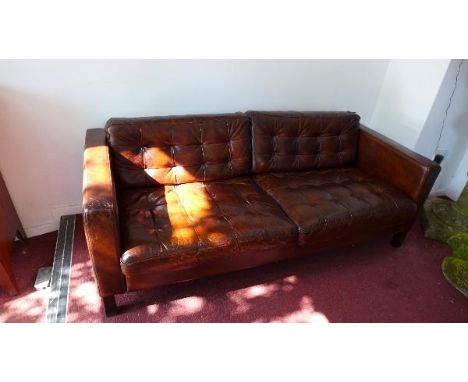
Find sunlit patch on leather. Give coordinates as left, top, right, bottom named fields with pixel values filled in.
left=172, top=227, right=197, bottom=246
left=175, top=165, right=197, bottom=183
left=207, top=231, right=230, bottom=245
left=84, top=146, right=112, bottom=192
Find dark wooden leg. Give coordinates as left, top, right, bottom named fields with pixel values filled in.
left=390, top=231, right=408, bottom=248
left=15, top=228, right=27, bottom=244
left=103, top=295, right=118, bottom=317
left=0, top=252, right=19, bottom=296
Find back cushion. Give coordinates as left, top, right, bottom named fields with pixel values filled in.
left=248, top=111, right=360, bottom=173
left=106, top=113, right=251, bottom=187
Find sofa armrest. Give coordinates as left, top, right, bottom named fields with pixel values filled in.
left=357, top=125, right=441, bottom=208
left=82, top=128, right=126, bottom=296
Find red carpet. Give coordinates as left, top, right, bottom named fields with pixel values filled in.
left=2, top=218, right=467, bottom=323
left=0, top=232, right=57, bottom=323
left=68, top=216, right=468, bottom=323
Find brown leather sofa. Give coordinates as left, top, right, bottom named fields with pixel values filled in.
left=82, top=111, right=440, bottom=316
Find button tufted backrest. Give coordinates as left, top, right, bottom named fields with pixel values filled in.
left=248, top=111, right=360, bottom=174
left=106, top=113, right=252, bottom=188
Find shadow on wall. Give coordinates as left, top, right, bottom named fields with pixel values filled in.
left=370, top=60, right=450, bottom=150
left=0, top=86, right=88, bottom=236
left=433, top=63, right=468, bottom=197
left=372, top=81, right=423, bottom=147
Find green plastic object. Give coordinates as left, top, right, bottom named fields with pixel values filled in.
left=443, top=232, right=468, bottom=297
left=423, top=183, right=468, bottom=297
left=422, top=183, right=468, bottom=242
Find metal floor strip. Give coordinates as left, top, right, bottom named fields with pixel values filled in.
left=45, top=215, right=76, bottom=323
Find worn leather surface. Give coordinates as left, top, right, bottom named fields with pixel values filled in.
left=82, top=129, right=126, bottom=296
left=357, top=125, right=441, bottom=208
left=248, top=111, right=360, bottom=174
left=124, top=245, right=297, bottom=292
left=254, top=168, right=417, bottom=245
left=82, top=112, right=441, bottom=299
left=118, top=177, right=297, bottom=275
left=106, top=114, right=251, bottom=187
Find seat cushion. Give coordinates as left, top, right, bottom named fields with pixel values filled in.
left=118, top=177, right=297, bottom=274
left=254, top=168, right=417, bottom=246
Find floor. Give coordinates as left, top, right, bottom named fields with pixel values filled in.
left=1, top=216, right=468, bottom=323
left=0, top=231, right=57, bottom=323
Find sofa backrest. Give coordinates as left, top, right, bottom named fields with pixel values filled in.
left=106, top=113, right=252, bottom=187
left=248, top=111, right=360, bottom=174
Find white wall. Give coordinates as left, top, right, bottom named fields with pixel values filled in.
left=372, top=59, right=468, bottom=201
left=414, top=60, right=463, bottom=158
left=370, top=60, right=450, bottom=149
left=446, top=150, right=468, bottom=200
left=417, top=59, right=468, bottom=200
left=0, top=59, right=390, bottom=237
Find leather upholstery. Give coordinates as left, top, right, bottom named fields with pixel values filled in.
left=118, top=177, right=297, bottom=276
left=82, top=111, right=441, bottom=303
left=106, top=114, right=251, bottom=187
left=248, top=111, right=360, bottom=174
left=82, top=129, right=126, bottom=296
left=357, top=125, right=441, bottom=208
left=254, top=168, right=417, bottom=245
